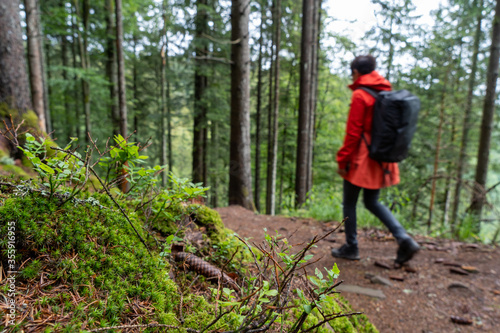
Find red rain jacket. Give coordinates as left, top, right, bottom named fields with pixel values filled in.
left=336, top=71, right=400, bottom=189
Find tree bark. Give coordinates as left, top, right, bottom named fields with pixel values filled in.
left=71, top=2, right=81, bottom=140
left=229, top=0, right=255, bottom=210
left=0, top=0, right=32, bottom=113
left=451, top=0, right=483, bottom=234
left=306, top=0, right=321, bottom=195
left=115, top=0, right=127, bottom=138
left=61, top=33, right=71, bottom=140
left=428, top=64, right=451, bottom=231
left=133, top=34, right=139, bottom=140
left=295, top=0, right=314, bottom=207
left=24, top=0, right=46, bottom=131
left=254, top=6, right=265, bottom=212
left=210, top=121, right=219, bottom=207
left=470, top=0, right=500, bottom=217
left=166, top=37, right=173, bottom=175
left=75, top=0, right=91, bottom=143
left=266, top=0, right=281, bottom=216
left=39, top=0, right=51, bottom=135
left=160, top=1, right=168, bottom=186
left=192, top=0, right=208, bottom=186
left=105, top=0, right=119, bottom=137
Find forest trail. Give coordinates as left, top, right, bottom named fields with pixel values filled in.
left=216, top=206, right=500, bottom=333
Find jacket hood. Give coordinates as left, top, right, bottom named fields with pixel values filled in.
left=348, top=71, right=392, bottom=91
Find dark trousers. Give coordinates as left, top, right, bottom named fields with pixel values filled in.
left=343, top=179, right=408, bottom=247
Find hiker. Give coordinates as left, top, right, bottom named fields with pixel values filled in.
left=331, top=55, right=420, bottom=267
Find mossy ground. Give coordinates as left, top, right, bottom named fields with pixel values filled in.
left=0, top=193, right=231, bottom=332
left=0, top=184, right=377, bottom=332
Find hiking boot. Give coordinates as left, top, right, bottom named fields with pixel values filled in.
left=395, top=238, right=420, bottom=265
left=331, top=244, right=360, bottom=260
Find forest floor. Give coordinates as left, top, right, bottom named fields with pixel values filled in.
left=216, top=205, right=500, bottom=333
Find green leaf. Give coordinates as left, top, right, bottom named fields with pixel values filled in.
left=39, top=163, right=55, bottom=174
left=315, top=268, right=323, bottom=280
left=303, top=304, right=312, bottom=314
left=264, top=289, right=278, bottom=297
left=332, top=263, right=340, bottom=276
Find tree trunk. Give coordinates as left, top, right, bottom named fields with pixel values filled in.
left=210, top=121, right=219, bottom=207
left=428, top=64, right=450, bottom=231
left=160, top=2, right=168, bottom=187
left=61, top=33, right=71, bottom=140
left=166, top=36, right=173, bottom=175
left=24, top=0, right=46, bottom=132
left=133, top=34, right=139, bottom=140
left=229, top=0, right=254, bottom=210
left=0, top=0, right=36, bottom=158
left=105, top=0, right=119, bottom=137
left=43, top=38, right=52, bottom=134
left=295, top=0, right=314, bottom=207
left=71, top=3, right=81, bottom=139
left=451, top=0, right=483, bottom=235
left=192, top=0, right=208, bottom=186
left=254, top=4, right=265, bottom=212
left=115, top=0, right=127, bottom=138
left=278, top=63, right=295, bottom=210
left=266, top=0, right=281, bottom=216
left=0, top=0, right=33, bottom=117
left=75, top=0, right=90, bottom=143
left=386, top=16, right=395, bottom=81
left=470, top=0, right=500, bottom=217
left=39, top=0, right=51, bottom=135
left=306, top=0, right=321, bottom=195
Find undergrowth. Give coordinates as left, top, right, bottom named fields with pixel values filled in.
left=0, top=127, right=378, bottom=332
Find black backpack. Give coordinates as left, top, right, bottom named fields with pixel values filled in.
left=359, top=87, right=420, bottom=163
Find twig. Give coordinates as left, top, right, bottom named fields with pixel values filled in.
left=51, top=147, right=152, bottom=257
left=88, top=323, right=199, bottom=332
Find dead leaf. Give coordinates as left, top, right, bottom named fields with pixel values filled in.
left=374, top=261, right=392, bottom=270
left=450, top=315, right=472, bottom=325
left=461, top=265, right=479, bottom=273
left=450, top=267, right=469, bottom=275
left=389, top=275, right=404, bottom=281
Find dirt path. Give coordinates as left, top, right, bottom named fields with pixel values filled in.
left=216, top=205, right=500, bottom=333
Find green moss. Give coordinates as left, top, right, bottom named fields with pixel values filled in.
left=0, top=164, right=28, bottom=178
left=0, top=194, right=234, bottom=332
left=0, top=103, right=40, bottom=132
left=0, top=148, right=8, bottom=160
left=190, top=204, right=225, bottom=241
left=0, top=185, right=377, bottom=332
left=287, top=294, right=378, bottom=333
left=22, top=110, right=40, bottom=130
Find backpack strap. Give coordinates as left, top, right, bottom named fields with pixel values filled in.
left=358, top=86, right=379, bottom=99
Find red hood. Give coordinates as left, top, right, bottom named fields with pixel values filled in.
left=348, top=71, right=392, bottom=91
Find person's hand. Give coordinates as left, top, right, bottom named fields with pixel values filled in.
left=337, top=168, right=347, bottom=177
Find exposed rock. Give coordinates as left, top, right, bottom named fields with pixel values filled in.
left=370, top=275, right=393, bottom=286
left=403, top=266, right=417, bottom=273
left=375, top=260, right=392, bottom=270
left=336, top=284, right=386, bottom=299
